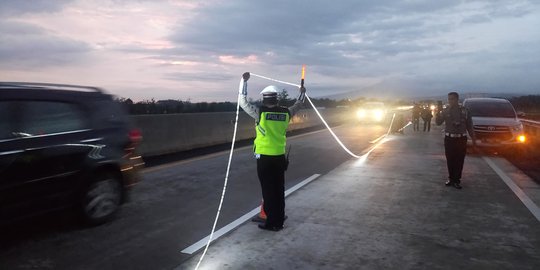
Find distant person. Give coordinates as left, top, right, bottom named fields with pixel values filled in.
left=421, top=106, right=433, bottom=132
left=412, top=103, right=421, bottom=131
left=435, top=92, right=476, bottom=189
left=238, top=72, right=305, bottom=231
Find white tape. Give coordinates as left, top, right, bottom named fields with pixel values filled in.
left=193, top=73, right=400, bottom=269
left=251, top=73, right=391, bottom=159
left=193, top=81, right=243, bottom=270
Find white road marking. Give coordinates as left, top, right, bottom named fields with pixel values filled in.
left=483, top=157, right=540, bottom=222
left=369, top=134, right=386, bottom=144
left=181, top=174, right=321, bottom=254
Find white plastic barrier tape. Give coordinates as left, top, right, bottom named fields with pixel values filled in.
left=251, top=72, right=387, bottom=159
left=193, top=80, right=243, bottom=270
left=193, top=73, right=401, bottom=269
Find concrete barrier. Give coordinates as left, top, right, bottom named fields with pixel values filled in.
left=131, top=108, right=353, bottom=157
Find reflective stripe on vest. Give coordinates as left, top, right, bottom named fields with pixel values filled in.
left=254, top=108, right=290, bottom=155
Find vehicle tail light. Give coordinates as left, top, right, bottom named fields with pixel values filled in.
left=125, top=129, right=142, bottom=156
left=518, top=135, right=526, bottom=143
left=129, top=129, right=142, bottom=145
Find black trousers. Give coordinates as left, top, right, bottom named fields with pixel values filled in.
left=444, top=136, right=467, bottom=183
left=413, top=117, right=420, bottom=131
left=423, top=118, right=432, bottom=131
left=257, top=154, right=286, bottom=227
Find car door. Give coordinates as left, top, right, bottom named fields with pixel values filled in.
left=0, top=100, right=94, bottom=222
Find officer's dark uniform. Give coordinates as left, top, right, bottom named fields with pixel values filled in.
left=421, top=107, right=433, bottom=132
left=435, top=104, right=474, bottom=187
left=412, top=104, right=421, bottom=131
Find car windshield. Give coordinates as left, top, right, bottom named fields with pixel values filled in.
left=362, top=102, right=385, bottom=109
left=465, top=101, right=516, bottom=118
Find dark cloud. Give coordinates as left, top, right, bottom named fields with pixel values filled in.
left=167, top=0, right=466, bottom=71
left=461, top=14, right=492, bottom=24
left=163, top=72, right=233, bottom=82
left=486, top=1, right=538, bottom=18
left=0, top=21, right=91, bottom=69
left=0, top=0, right=73, bottom=15
left=0, top=0, right=538, bottom=100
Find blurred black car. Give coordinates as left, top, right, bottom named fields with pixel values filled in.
left=0, top=82, right=143, bottom=226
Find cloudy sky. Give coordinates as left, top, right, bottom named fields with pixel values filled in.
left=1, top=0, right=539, bottom=102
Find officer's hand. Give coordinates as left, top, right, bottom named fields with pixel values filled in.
left=298, top=86, right=306, bottom=102
left=240, top=72, right=249, bottom=95
left=242, top=72, right=250, bottom=82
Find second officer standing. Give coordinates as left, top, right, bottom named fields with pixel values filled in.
left=435, top=92, right=476, bottom=189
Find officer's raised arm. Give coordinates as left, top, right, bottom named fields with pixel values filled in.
left=287, top=86, right=306, bottom=117
left=238, top=72, right=260, bottom=121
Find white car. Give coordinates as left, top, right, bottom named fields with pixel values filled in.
left=463, top=98, right=526, bottom=148
left=356, top=102, right=386, bottom=123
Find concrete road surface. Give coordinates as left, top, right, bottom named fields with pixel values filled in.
left=0, top=123, right=389, bottom=270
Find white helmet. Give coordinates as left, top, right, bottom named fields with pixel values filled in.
left=260, top=85, right=279, bottom=97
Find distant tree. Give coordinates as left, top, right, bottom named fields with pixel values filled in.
left=278, top=89, right=289, bottom=105
left=509, top=95, right=540, bottom=111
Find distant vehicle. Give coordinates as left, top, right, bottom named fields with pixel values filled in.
left=463, top=98, right=526, bottom=148
left=356, top=102, right=386, bottom=123
left=0, top=82, right=143, bottom=226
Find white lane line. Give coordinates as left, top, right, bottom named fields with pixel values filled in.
left=181, top=174, right=321, bottom=254
left=369, top=134, right=386, bottom=144
left=285, top=174, right=321, bottom=197
left=181, top=208, right=260, bottom=255
left=483, top=157, right=540, bottom=222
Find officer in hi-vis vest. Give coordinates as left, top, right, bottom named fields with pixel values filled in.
left=239, top=72, right=305, bottom=231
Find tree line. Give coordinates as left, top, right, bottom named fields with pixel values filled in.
left=116, top=89, right=370, bottom=115
left=116, top=92, right=539, bottom=115
left=508, top=95, right=540, bottom=113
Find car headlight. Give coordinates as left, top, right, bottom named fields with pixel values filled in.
left=357, top=109, right=367, bottom=118
left=512, top=124, right=523, bottom=131
left=373, top=109, right=384, bottom=121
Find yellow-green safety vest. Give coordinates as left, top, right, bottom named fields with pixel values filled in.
left=254, top=106, right=290, bottom=155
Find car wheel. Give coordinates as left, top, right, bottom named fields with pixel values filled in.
left=80, top=172, right=122, bottom=225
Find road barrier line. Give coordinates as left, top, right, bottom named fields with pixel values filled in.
left=181, top=174, right=321, bottom=255
left=483, top=157, right=540, bottom=222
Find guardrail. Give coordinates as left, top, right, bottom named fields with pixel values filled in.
left=520, top=119, right=540, bottom=140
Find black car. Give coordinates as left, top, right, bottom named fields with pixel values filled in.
left=0, top=82, right=143, bottom=226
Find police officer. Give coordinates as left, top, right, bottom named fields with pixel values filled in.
left=412, top=103, right=421, bottom=131
left=435, top=92, right=476, bottom=189
left=239, top=72, right=305, bottom=231
left=421, top=105, right=433, bottom=132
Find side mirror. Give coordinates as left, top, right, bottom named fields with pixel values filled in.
left=517, top=111, right=526, bottom=117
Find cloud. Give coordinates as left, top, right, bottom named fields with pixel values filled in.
left=163, top=72, right=233, bottom=82
left=0, top=0, right=73, bottom=15
left=0, top=0, right=539, bottom=101
left=0, top=21, right=91, bottom=69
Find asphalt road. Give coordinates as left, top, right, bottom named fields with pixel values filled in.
left=0, top=123, right=390, bottom=270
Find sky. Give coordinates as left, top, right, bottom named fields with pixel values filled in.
left=1, top=0, right=539, bottom=102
